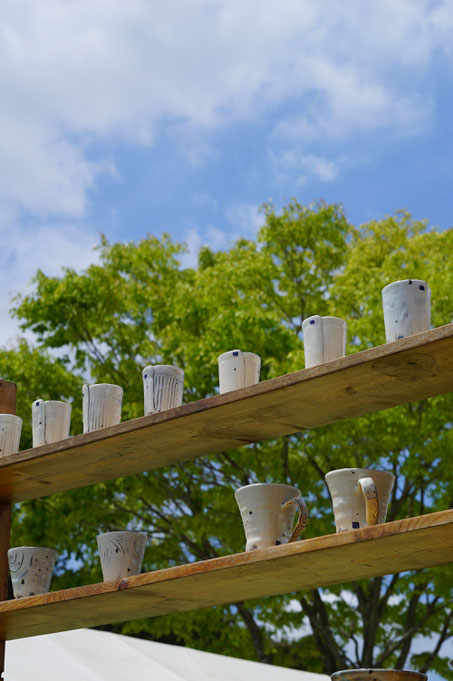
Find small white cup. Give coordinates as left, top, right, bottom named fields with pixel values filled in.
left=32, top=399, right=72, bottom=447
left=235, top=482, right=309, bottom=551
left=142, top=365, right=184, bottom=415
left=302, top=316, right=347, bottom=368
left=8, top=546, right=57, bottom=598
left=97, top=530, right=147, bottom=581
left=218, top=350, right=261, bottom=394
left=82, top=383, right=123, bottom=433
left=325, top=468, right=395, bottom=533
left=382, top=279, right=431, bottom=343
left=0, top=414, right=22, bottom=456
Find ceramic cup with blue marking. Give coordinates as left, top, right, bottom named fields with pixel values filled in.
left=302, top=316, right=347, bottom=368
left=325, top=468, right=395, bottom=533
left=235, top=483, right=309, bottom=551
left=382, top=279, right=431, bottom=343
left=32, top=399, right=71, bottom=447
left=218, top=349, right=261, bottom=394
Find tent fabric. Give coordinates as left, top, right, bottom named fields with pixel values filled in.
left=5, top=627, right=329, bottom=681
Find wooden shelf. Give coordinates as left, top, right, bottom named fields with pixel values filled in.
left=0, top=324, right=452, bottom=503
left=1, top=509, right=453, bottom=640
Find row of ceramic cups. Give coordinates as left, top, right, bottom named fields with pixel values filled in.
left=8, top=467, right=395, bottom=598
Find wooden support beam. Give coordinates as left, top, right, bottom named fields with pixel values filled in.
left=0, top=325, right=452, bottom=504
left=0, top=380, right=16, bottom=677
left=0, top=509, right=452, bottom=641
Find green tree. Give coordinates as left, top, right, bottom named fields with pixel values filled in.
left=3, top=201, right=453, bottom=677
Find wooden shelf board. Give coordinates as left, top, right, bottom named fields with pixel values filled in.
left=1, top=324, right=453, bottom=503
left=1, top=509, right=452, bottom=640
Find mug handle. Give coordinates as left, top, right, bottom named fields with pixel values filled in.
left=358, top=476, right=379, bottom=526
left=280, top=497, right=309, bottom=543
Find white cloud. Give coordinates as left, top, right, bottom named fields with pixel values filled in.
left=0, top=0, right=450, bottom=216
left=0, top=209, right=99, bottom=346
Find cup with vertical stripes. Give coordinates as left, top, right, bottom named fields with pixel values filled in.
left=82, top=383, right=123, bottom=433
left=142, top=365, right=184, bottom=415
left=0, top=414, right=22, bottom=456
left=32, top=399, right=71, bottom=447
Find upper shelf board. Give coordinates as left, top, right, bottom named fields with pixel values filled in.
left=1, top=324, right=452, bottom=503
left=0, top=509, right=452, bottom=640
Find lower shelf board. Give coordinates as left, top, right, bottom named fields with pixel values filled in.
left=2, top=509, right=453, bottom=641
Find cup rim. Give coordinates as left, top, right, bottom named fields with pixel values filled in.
left=331, top=670, right=427, bottom=681
left=33, top=399, right=71, bottom=407
left=96, top=530, right=148, bottom=539
left=0, top=414, right=22, bottom=424
left=302, top=315, right=345, bottom=326
left=8, top=546, right=57, bottom=555
left=142, top=365, right=184, bottom=379
left=382, top=279, right=429, bottom=294
left=235, top=482, right=301, bottom=497
left=325, top=468, right=396, bottom=482
left=83, top=383, right=123, bottom=390
left=218, top=350, right=260, bottom=362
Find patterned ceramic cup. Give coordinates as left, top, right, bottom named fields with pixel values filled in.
left=218, top=350, right=261, bottom=394
left=325, top=468, right=395, bottom=533
left=97, top=530, right=147, bottom=581
left=8, top=546, right=57, bottom=598
left=0, top=414, right=22, bottom=456
left=235, top=483, right=309, bottom=551
left=382, top=279, right=431, bottom=343
left=331, top=669, right=427, bottom=681
left=142, top=365, right=184, bottom=415
left=83, top=384, right=123, bottom=433
left=302, top=316, right=347, bottom=368
left=32, top=399, right=72, bottom=447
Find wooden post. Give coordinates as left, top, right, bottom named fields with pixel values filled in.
left=0, top=380, right=16, bottom=679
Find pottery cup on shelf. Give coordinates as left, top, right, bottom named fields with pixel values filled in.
left=142, top=365, right=184, bottom=415
left=32, top=399, right=71, bottom=447
left=235, top=482, right=309, bottom=551
left=82, top=383, right=123, bottom=433
left=8, top=546, right=57, bottom=598
left=97, top=530, right=147, bottom=581
left=302, top=316, right=347, bottom=368
left=325, top=468, right=395, bottom=533
left=382, top=279, right=431, bottom=343
left=331, top=669, right=427, bottom=681
left=218, top=349, right=261, bottom=394
left=0, top=414, right=22, bottom=456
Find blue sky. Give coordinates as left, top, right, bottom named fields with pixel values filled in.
left=1, top=0, right=453, bottom=343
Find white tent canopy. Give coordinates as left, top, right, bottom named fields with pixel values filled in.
left=5, top=628, right=329, bottom=681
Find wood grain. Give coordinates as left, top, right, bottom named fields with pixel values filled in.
left=0, top=381, right=16, bottom=417
left=0, top=509, right=452, bottom=641
left=0, top=324, right=452, bottom=503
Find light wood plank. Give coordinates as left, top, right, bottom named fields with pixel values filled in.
left=0, top=325, right=453, bottom=503
left=0, top=509, right=452, bottom=640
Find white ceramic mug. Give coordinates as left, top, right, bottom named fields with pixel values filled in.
left=382, top=279, right=431, bottom=343
left=325, top=468, right=395, bottom=533
left=82, top=383, right=123, bottom=433
left=97, top=530, right=147, bottom=581
left=142, top=365, right=184, bottom=415
left=302, top=316, right=347, bottom=368
left=235, top=482, right=309, bottom=551
left=8, top=546, right=57, bottom=598
left=32, top=399, right=72, bottom=447
left=0, top=414, right=22, bottom=456
left=218, top=350, right=261, bottom=394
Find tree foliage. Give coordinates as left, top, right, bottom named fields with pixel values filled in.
left=2, top=201, right=453, bottom=676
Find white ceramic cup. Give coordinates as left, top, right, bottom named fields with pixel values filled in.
left=32, top=399, right=72, bottom=447
left=142, top=365, right=184, bottom=415
left=82, top=383, right=123, bottom=433
left=97, top=530, right=147, bottom=581
left=218, top=350, right=261, bottom=394
left=325, top=468, right=395, bottom=533
left=302, top=316, right=347, bottom=368
left=235, top=482, right=309, bottom=551
left=382, top=279, right=431, bottom=343
left=0, top=414, right=22, bottom=456
left=8, top=546, right=57, bottom=598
